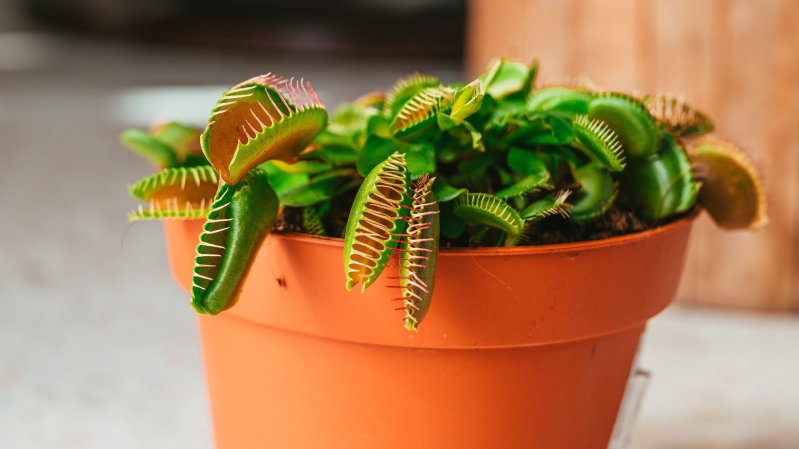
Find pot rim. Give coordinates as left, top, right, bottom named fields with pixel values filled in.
left=271, top=209, right=700, bottom=256
left=168, top=210, right=697, bottom=349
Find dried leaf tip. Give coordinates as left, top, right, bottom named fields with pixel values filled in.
left=690, top=137, right=767, bottom=230
left=644, top=93, right=714, bottom=138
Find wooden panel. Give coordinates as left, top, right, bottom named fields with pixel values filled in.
left=467, top=0, right=799, bottom=309
left=467, top=0, right=570, bottom=76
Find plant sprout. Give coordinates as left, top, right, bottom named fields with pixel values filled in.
left=124, top=59, right=766, bottom=330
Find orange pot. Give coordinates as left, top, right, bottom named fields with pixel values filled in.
left=165, top=216, right=694, bottom=449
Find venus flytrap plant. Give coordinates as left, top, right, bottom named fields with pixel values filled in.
left=124, top=59, right=766, bottom=330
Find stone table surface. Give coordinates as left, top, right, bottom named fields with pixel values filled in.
left=1, top=32, right=797, bottom=449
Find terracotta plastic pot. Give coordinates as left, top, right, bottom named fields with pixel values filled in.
left=165, top=215, right=694, bottom=449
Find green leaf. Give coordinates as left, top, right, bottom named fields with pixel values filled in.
left=436, top=112, right=458, bottom=131
left=304, top=145, right=360, bottom=165
left=358, top=135, right=396, bottom=176
left=151, top=121, right=202, bottom=162
left=258, top=161, right=310, bottom=197
left=449, top=79, right=485, bottom=124
left=319, top=102, right=379, bottom=152
left=313, top=129, right=358, bottom=149
left=121, top=129, right=179, bottom=168
left=520, top=190, right=571, bottom=221
left=619, top=134, right=698, bottom=220
left=191, top=169, right=279, bottom=314
left=453, top=192, right=525, bottom=238
left=452, top=152, right=502, bottom=186
left=327, top=102, right=378, bottom=136
left=405, top=143, right=436, bottom=177
left=267, top=159, right=333, bottom=174
left=482, top=58, right=534, bottom=99
left=280, top=169, right=357, bottom=207
left=527, top=87, right=592, bottom=116
left=588, top=93, right=658, bottom=159
left=269, top=172, right=309, bottom=199
left=462, top=121, right=485, bottom=152
left=366, top=114, right=392, bottom=138
left=540, top=146, right=580, bottom=173
left=432, top=177, right=467, bottom=202
left=359, top=136, right=434, bottom=179
left=506, top=113, right=574, bottom=146
left=569, top=162, right=617, bottom=222
left=437, top=114, right=484, bottom=152
left=496, top=166, right=514, bottom=186
left=182, top=153, right=211, bottom=167
left=531, top=114, right=574, bottom=145
left=440, top=203, right=467, bottom=239
left=507, top=147, right=549, bottom=176
left=495, top=171, right=551, bottom=199
left=434, top=136, right=468, bottom=164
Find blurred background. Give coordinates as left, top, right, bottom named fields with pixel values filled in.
left=1, top=0, right=796, bottom=448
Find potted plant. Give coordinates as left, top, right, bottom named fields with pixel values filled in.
left=123, top=60, right=765, bottom=449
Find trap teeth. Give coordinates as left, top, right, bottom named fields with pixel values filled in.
left=127, top=166, right=220, bottom=221
left=201, top=74, right=328, bottom=185
left=344, top=152, right=408, bottom=292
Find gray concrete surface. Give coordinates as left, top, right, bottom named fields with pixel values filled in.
left=1, top=31, right=797, bottom=449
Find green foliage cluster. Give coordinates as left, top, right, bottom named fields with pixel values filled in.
left=123, top=60, right=765, bottom=329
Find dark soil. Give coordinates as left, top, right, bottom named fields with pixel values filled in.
left=272, top=208, right=305, bottom=234
left=273, top=198, right=692, bottom=247
left=520, top=205, right=654, bottom=245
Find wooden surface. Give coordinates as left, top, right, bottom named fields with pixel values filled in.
left=467, top=0, right=799, bottom=309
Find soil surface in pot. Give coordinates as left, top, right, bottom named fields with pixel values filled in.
left=274, top=192, right=695, bottom=246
